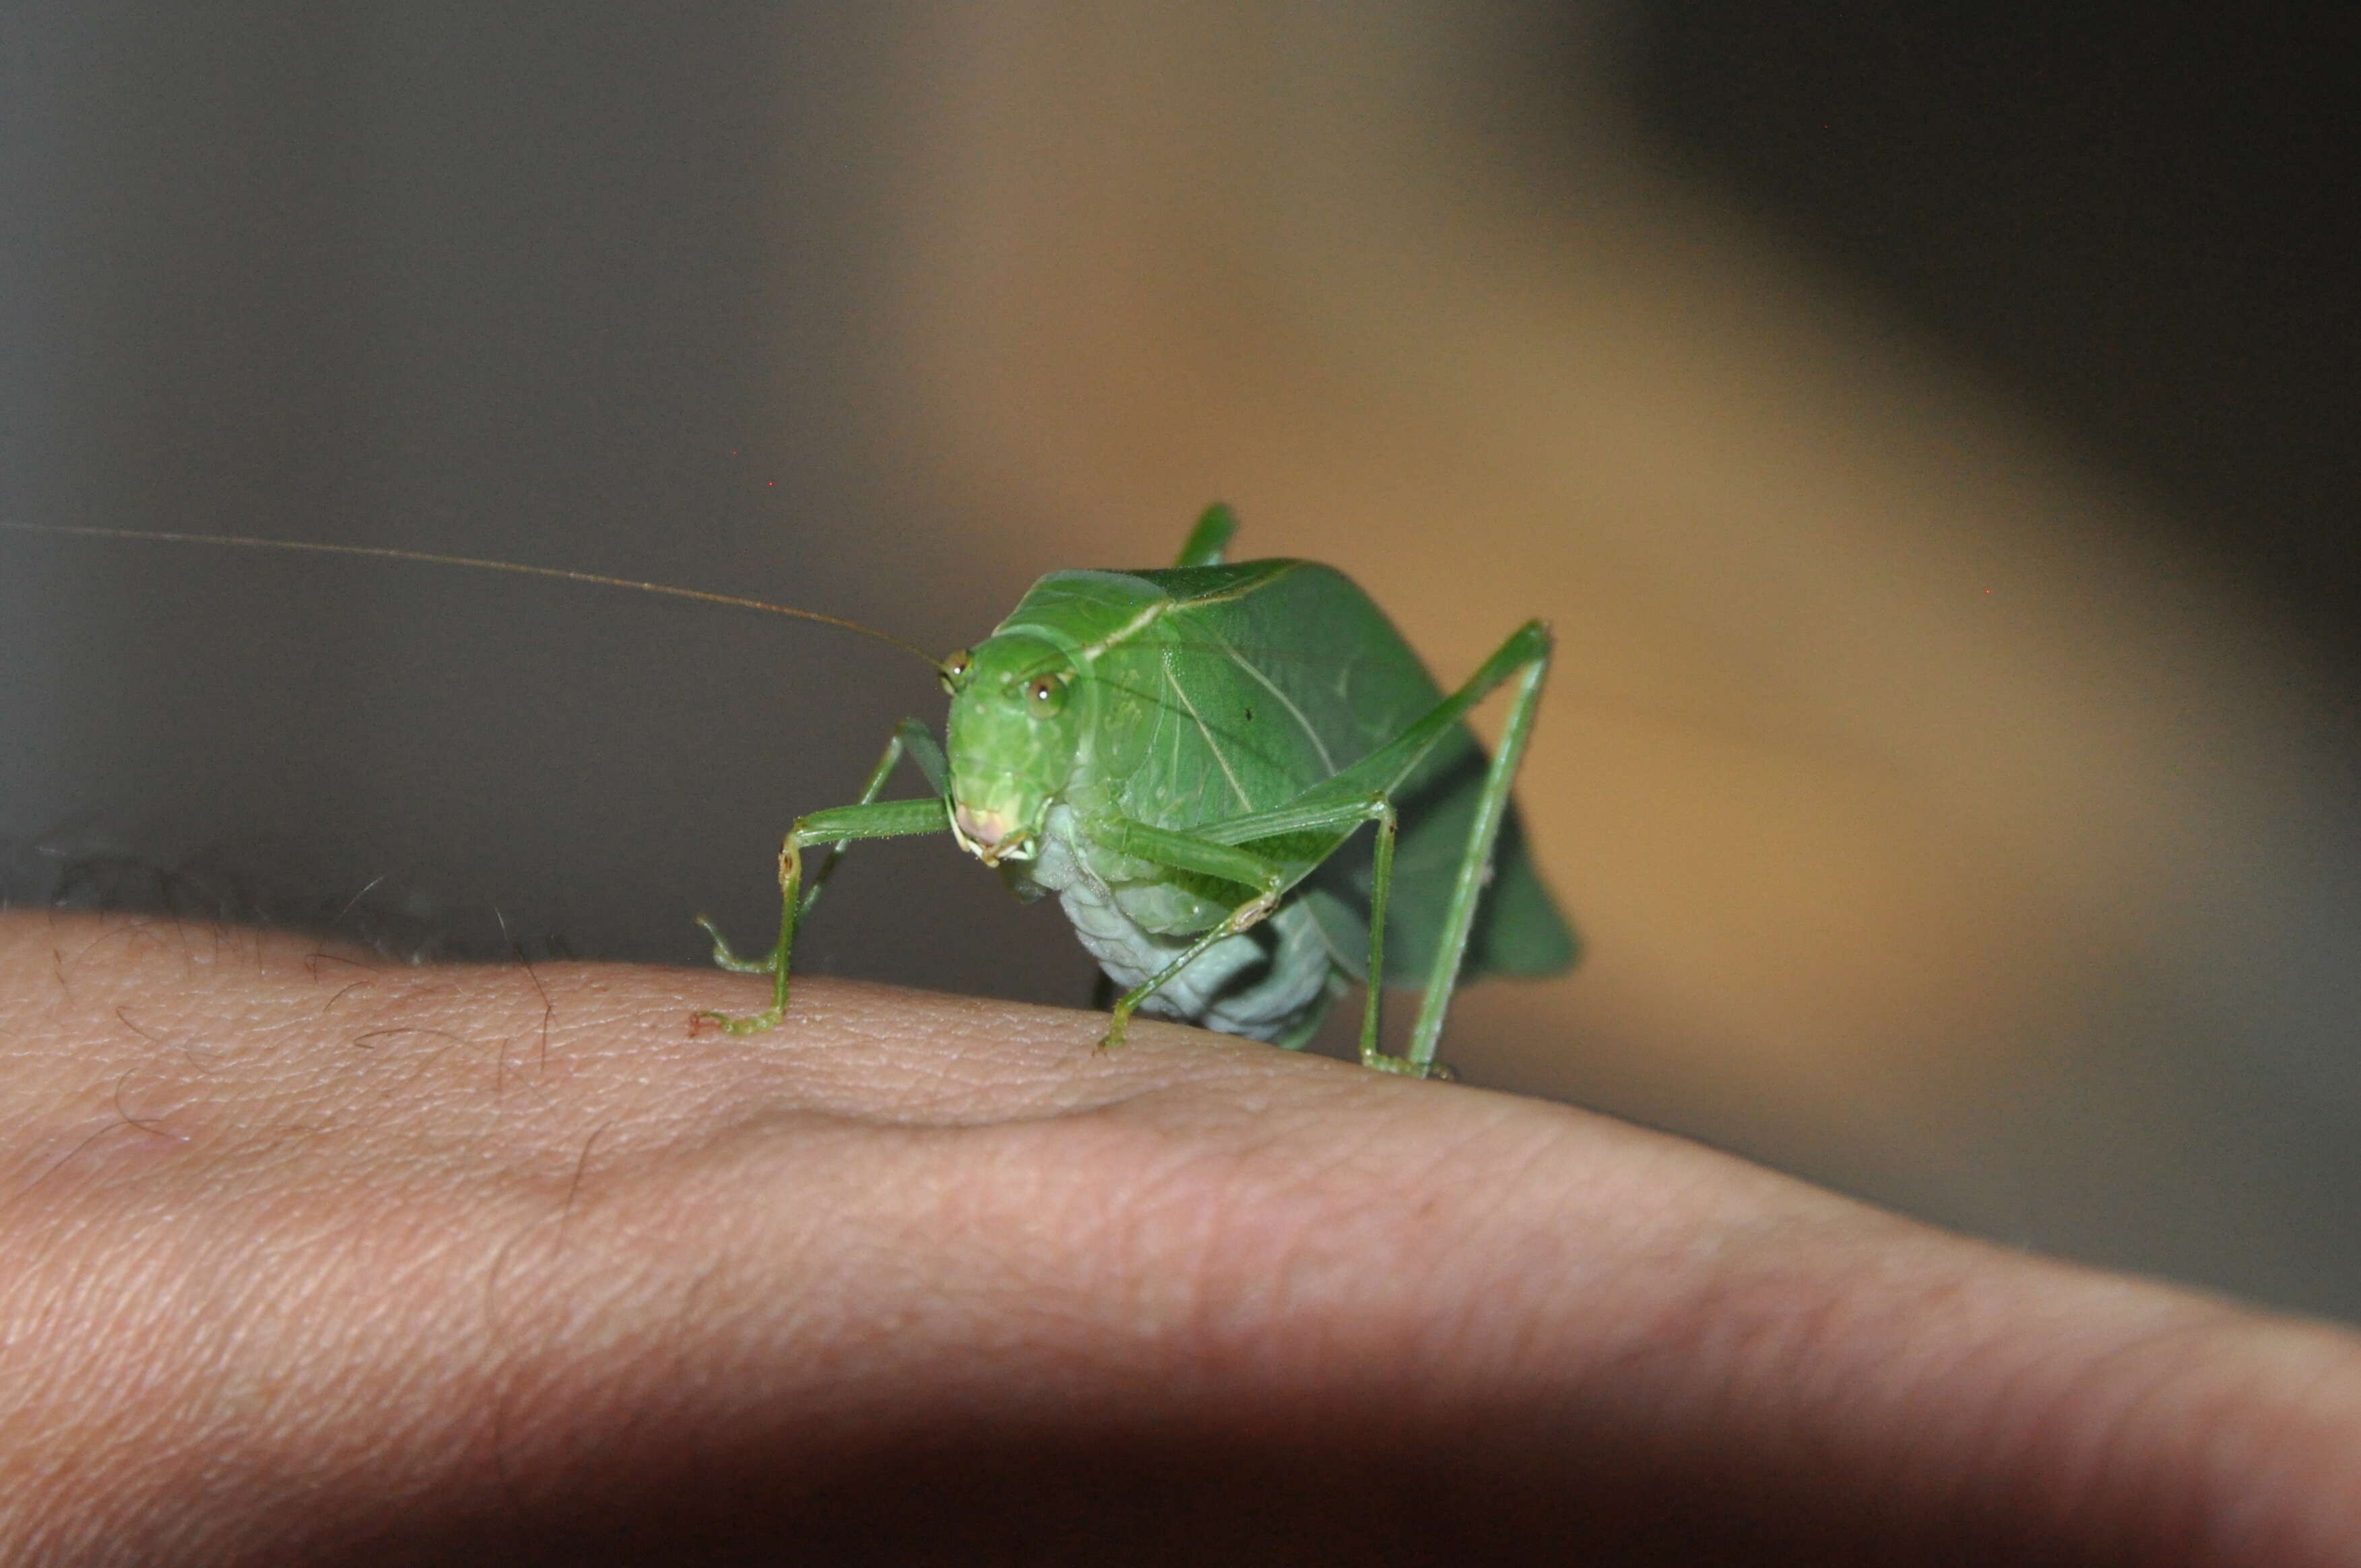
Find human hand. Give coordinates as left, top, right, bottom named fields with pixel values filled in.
left=3, top=912, right=2356, bottom=1565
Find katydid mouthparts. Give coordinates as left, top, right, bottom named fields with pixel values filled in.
left=2, top=506, right=1577, bottom=1078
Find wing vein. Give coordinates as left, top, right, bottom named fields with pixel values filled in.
left=1163, top=651, right=1252, bottom=811
left=1212, top=632, right=1335, bottom=775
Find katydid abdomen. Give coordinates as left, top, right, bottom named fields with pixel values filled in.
left=1023, top=804, right=1338, bottom=1045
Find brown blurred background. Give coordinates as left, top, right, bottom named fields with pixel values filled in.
left=5, top=6, right=2358, bottom=1321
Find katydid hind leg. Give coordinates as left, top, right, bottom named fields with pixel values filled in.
left=1173, top=502, right=1239, bottom=567
left=1239, top=620, right=1555, bottom=1076
left=1354, top=802, right=1400, bottom=1070
left=1104, top=621, right=1555, bottom=1074
left=1397, top=624, right=1553, bottom=1073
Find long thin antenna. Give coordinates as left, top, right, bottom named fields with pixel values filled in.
left=0, top=519, right=944, bottom=671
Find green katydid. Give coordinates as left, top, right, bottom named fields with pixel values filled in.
left=1, top=506, right=1576, bottom=1077
left=698, top=502, right=1576, bottom=1077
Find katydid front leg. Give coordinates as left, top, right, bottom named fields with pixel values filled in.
left=798, top=717, right=948, bottom=917
left=699, top=715, right=944, bottom=971
left=695, top=717, right=950, bottom=1035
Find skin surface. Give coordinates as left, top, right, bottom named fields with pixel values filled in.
left=2, top=911, right=2358, bottom=1565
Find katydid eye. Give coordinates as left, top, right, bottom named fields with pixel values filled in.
left=1026, top=673, right=1068, bottom=712
left=939, top=649, right=972, bottom=693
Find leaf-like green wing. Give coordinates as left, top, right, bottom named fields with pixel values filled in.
left=1062, top=560, right=1576, bottom=984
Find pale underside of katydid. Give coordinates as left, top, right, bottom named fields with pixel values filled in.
left=699, top=504, right=1577, bottom=1078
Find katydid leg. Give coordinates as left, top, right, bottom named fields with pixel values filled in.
left=1093, top=821, right=1289, bottom=1050
left=1096, top=797, right=1390, bottom=1050
left=1146, top=793, right=1400, bottom=1068
left=1099, top=816, right=1291, bottom=899
left=1102, top=889, right=1276, bottom=1051
left=800, top=718, right=948, bottom=917
left=1398, top=624, right=1553, bottom=1073
left=694, top=793, right=948, bottom=1035
left=1169, top=620, right=1554, bottom=1078
left=1194, top=621, right=1555, bottom=850
left=1172, top=502, right=1238, bottom=567
left=1355, top=801, right=1400, bottom=1070
left=699, top=717, right=944, bottom=973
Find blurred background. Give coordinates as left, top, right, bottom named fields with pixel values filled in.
left=5, top=6, right=2358, bottom=1320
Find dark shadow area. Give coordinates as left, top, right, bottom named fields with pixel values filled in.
left=1623, top=9, right=2361, bottom=684
left=258, top=1415, right=2106, bottom=1568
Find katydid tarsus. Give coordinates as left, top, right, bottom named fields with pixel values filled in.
left=1, top=506, right=1577, bottom=1078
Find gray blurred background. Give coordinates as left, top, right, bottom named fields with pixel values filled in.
left=5, top=6, right=2358, bottom=1321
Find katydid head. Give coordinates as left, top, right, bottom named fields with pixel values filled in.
left=940, top=632, right=1078, bottom=866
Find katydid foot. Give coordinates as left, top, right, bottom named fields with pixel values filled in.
left=1358, top=1049, right=1458, bottom=1082
left=691, top=915, right=789, bottom=1035
left=696, top=914, right=777, bottom=975
left=692, top=1004, right=787, bottom=1036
